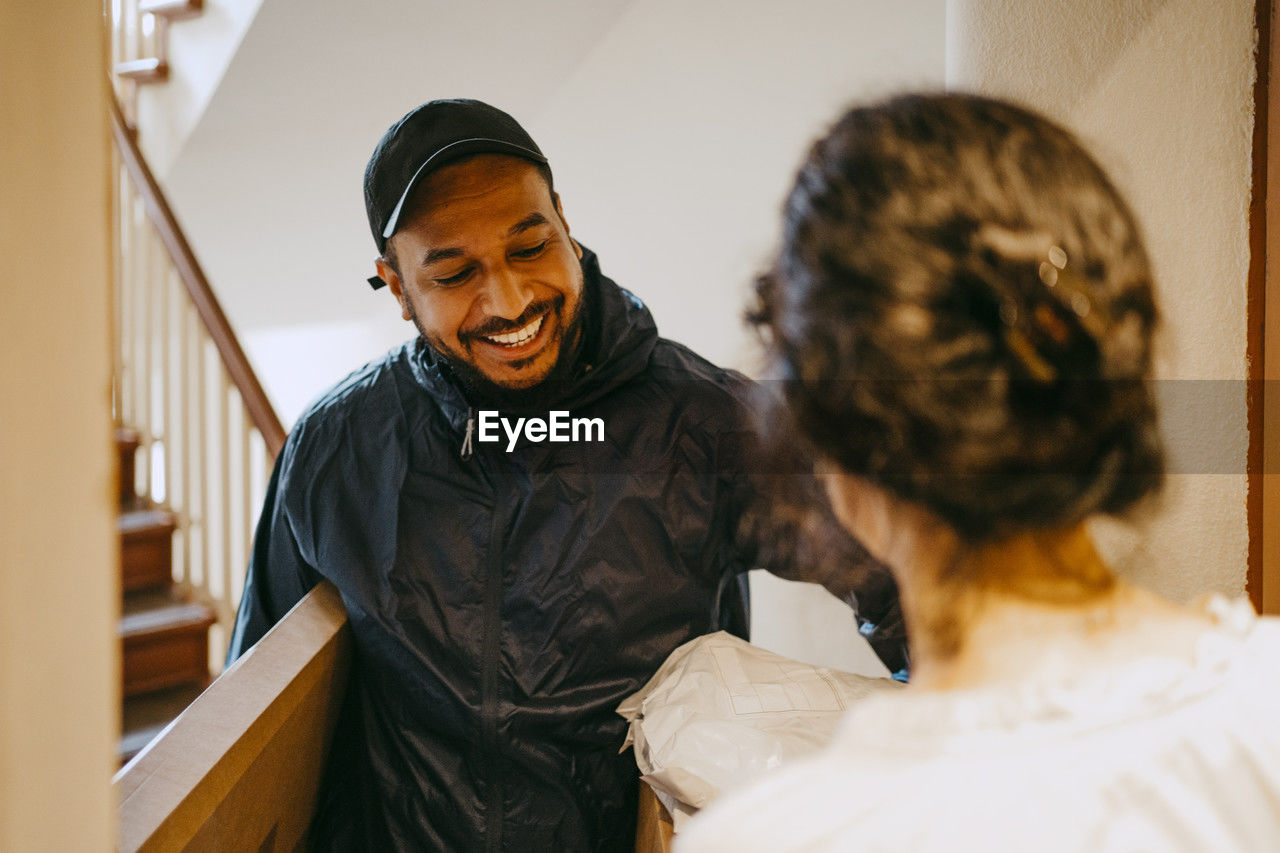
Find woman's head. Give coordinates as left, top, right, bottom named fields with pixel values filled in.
left=755, top=94, right=1164, bottom=545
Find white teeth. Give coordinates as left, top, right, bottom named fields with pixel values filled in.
left=483, top=314, right=544, bottom=347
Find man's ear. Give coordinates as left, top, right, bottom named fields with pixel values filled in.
left=376, top=257, right=412, bottom=322
left=552, top=193, right=583, bottom=260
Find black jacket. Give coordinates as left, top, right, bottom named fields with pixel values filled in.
left=227, top=249, right=902, bottom=851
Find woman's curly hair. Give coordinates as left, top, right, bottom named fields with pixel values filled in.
left=752, top=93, right=1164, bottom=543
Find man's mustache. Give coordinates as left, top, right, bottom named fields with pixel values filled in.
left=462, top=295, right=563, bottom=341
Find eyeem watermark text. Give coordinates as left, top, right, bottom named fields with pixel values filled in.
left=478, top=410, right=605, bottom=452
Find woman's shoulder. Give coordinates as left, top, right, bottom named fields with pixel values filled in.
left=1180, top=596, right=1280, bottom=704
left=837, top=596, right=1280, bottom=745
left=1234, top=605, right=1280, bottom=660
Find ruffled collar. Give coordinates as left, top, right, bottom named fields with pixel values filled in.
left=834, top=596, right=1258, bottom=755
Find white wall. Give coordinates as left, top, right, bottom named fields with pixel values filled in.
left=529, top=0, right=947, bottom=370
left=948, top=0, right=1256, bottom=602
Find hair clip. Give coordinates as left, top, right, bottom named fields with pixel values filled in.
left=1000, top=246, right=1109, bottom=385
left=1041, top=247, right=1110, bottom=340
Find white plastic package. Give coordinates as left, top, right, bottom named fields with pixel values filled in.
left=617, top=631, right=901, bottom=828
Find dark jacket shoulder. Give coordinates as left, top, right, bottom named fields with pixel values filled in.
left=642, top=337, right=757, bottom=424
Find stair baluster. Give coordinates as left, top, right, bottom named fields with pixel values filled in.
left=107, top=0, right=285, bottom=765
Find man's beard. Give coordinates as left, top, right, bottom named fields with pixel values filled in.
left=410, top=293, right=587, bottom=413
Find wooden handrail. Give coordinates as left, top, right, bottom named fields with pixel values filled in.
left=108, top=92, right=286, bottom=459
left=115, top=581, right=351, bottom=851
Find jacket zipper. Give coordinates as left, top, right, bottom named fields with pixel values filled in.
left=461, top=407, right=475, bottom=459
left=481, top=446, right=505, bottom=853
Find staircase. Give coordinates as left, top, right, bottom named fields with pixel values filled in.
left=116, top=427, right=216, bottom=765
left=109, top=0, right=286, bottom=767
left=113, top=0, right=204, bottom=84
left=111, top=0, right=203, bottom=128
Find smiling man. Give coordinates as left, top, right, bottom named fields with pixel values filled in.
left=227, top=99, right=904, bottom=852
left=378, top=153, right=583, bottom=398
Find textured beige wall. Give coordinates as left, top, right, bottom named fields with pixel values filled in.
left=0, top=3, right=117, bottom=849
left=948, top=0, right=1256, bottom=601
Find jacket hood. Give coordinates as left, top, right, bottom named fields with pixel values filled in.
left=407, top=244, right=658, bottom=423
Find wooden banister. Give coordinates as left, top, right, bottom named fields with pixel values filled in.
left=115, top=581, right=351, bottom=851
left=108, top=93, right=286, bottom=459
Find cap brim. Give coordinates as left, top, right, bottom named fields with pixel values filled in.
left=381, top=138, right=549, bottom=242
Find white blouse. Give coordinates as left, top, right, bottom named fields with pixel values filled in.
left=677, top=598, right=1280, bottom=852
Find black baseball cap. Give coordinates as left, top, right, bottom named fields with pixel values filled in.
left=364, top=98, right=549, bottom=290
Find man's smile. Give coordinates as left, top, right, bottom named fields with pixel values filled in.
left=463, top=300, right=563, bottom=371
left=478, top=312, right=544, bottom=348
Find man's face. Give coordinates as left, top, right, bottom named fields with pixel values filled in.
left=377, top=155, right=584, bottom=392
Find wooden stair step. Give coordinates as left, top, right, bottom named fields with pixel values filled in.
left=119, top=507, right=176, bottom=593
left=119, top=681, right=205, bottom=766
left=121, top=589, right=215, bottom=698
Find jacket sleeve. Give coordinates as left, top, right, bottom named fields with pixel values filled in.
left=717, top=403, right=911, bottom=675
left=225, top=446, right=321, bottom=665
